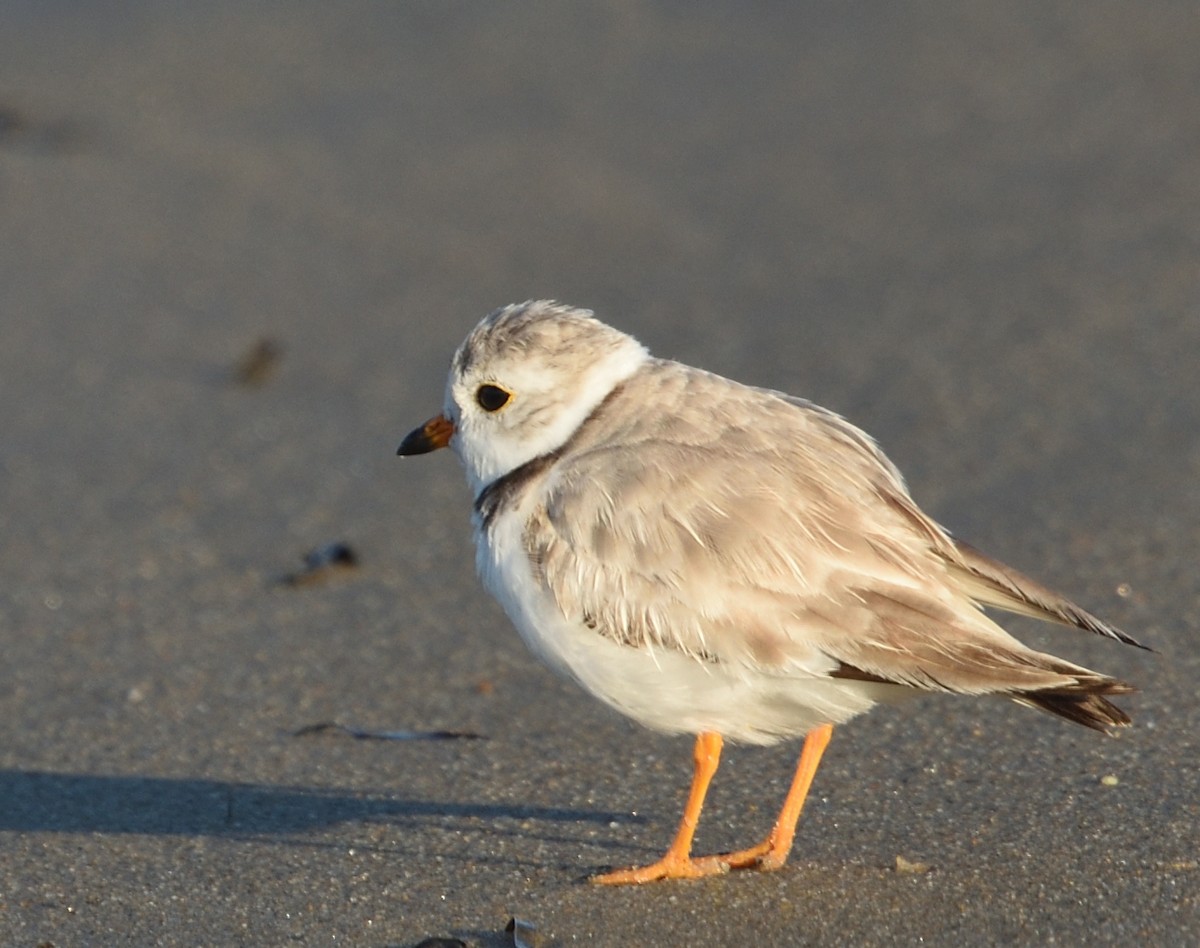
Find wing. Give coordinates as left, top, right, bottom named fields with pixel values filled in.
left=523, top=363, right=1139, bottom=711
left=940, top=536, right=1148, bottom=650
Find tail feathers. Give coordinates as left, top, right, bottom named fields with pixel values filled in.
left=1013, top=680, right=1134, bottom=733
left=833, top=654, right=1137, bottom=733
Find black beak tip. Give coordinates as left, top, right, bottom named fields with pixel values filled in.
left=397, top=424, right=443, bottom=456
left=396, top=430, right=426, bottom=456
left=397, top=414, right=453, bottom=456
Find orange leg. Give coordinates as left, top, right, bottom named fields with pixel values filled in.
left=592, top=731, right=727, bottom=884
left=697, top=723, right=834, bottom=873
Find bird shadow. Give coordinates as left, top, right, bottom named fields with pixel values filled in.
left=0, top=769, right=640, bottom=849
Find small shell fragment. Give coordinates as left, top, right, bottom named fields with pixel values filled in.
left=895, top=855, right=932, bottom=874
left=233, top=337, right=284, bottom=386
left=281, top=541, right=359, bottom=586
left=506, top=917, right=543, bottom=948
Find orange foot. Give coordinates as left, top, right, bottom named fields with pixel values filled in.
left=693, top=839, right=787, bottom=874
left=592, top=853, right=731, bottom=885
left=593, top=843, right=790, bottom=885
left=696, top=844, right=777, bottom=878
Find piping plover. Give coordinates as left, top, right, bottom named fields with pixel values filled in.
left=398, top=300, right=1146, bottom=884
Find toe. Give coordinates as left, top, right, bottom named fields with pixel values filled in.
left=591, top=856, right=730, bottom=885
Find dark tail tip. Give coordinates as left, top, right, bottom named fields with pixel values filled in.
left=1018, top=689, right=1133, bottom=733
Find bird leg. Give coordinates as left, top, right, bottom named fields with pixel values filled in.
left=591, top=731, right=726, bottom=884
left=698, top=723, right=834, bottom=872
left=592, top=724, right=833, bottom=883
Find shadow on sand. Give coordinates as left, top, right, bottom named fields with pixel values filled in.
left=0, top=769, right=640, bottom=841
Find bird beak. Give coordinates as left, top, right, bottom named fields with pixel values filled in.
left=397, top=413, right=456, bottom=455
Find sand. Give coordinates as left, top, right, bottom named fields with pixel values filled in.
left=0, top=3, right=1196, bottom=944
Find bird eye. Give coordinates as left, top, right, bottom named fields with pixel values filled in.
left=475, top=383, right=512, bottom=412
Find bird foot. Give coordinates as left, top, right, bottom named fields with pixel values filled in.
left=592, top=841, right=792, bottom=884
left=590, top=854, right=731, bottom=885
left=694, top=838, right=790, bottom=874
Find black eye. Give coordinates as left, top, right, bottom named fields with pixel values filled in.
left=475, top=383, right=511, bottom=412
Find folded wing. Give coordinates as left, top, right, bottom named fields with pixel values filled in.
left=525, top=365, right=1140, bottom=732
